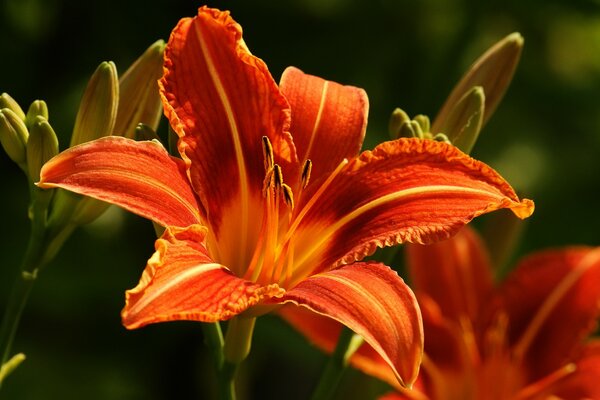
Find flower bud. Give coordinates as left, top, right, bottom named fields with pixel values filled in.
left=27, top=116, right=58, bottom=182
left=134, top=123, right=161, bottom=142
left=115, top=40, right=165, bottom=139
left=0, top=93, right=26, bottom=121
left=388, top=108, right=410, bottom=139
left=0, top=108, right=29, bottom=168
left=26, top=100, right=49, bottom=130
left=438, top=86, right=484, bottom=154
left=70, top=61, right=119, bottom=146
left=432, top=32, right=523, bottom=133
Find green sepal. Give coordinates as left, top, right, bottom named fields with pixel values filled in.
left=25, top=100, right=49, bottom=130
left=439, top=86, right=484, bottom=154
left=70, top=61, right=119, bottom=146
left=0, top=108, right=29, bottom=169
left=115, top=39, right=165, bottom=139
left=0, top=93, right=25, bottom=121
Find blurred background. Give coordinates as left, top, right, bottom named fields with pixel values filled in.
left=1, top=0, right=600, bottom=398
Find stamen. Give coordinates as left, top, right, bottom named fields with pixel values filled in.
left=262, top=136, right=274, bottom=172
left=273, top=164, right=283, bottom=191
left=301, top=159, right=312, bottom=189
left=281, top=184, right=294, bottom=210
left=515, top=363, right=576, bottom=400
left=262, top=167, right=274, bottom=196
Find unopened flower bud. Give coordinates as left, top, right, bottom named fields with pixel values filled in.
left=388, top=108, right=410, bottom=139
left=413, top=114, right=430, bottom=134
left=432, top=32, right=523, bottom=134
left=134, top=123, right=161, bottom=142
left=0, top=108, right=29, bottom=168
left=70, top=61, right=118, bottom=146
left=26, top=100, right=49, bottom=130
left=0, top=93, right=26, bottom=121
left=115, top=40, right=165, bottom=139
left=27, top=116, right=58, bottom=182
left=438, top=86, right=484, bottom=154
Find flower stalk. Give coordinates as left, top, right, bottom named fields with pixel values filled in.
left=310, top=327, right=363, bottom=400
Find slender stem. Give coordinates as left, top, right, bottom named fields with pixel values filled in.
left=310, top=327, right=363, bottom=400
left=201, top=322, right=238, bottom=400
left=0, top=224, right=45, bottom=388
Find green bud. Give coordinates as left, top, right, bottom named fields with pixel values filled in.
left=25, top=100, right=49, bottom=130
left=413, top=114, right=430, bottom=134
left=399, top=120, right=423, bottom=139
left=438, top=86, right=484, bottom=154
left=70, top=61, right=119, bottom=147
left=134, top=123, right=161, bottom=142
left=0, top=108, right=29, bottom=168
left=432, top=32, right=523, bottom=133
left=0, top=93, right=26, bottom=121
left=388, top=108, right=410, bottom=139
left=27, top=116, right=58, bottom=182
left=115, top=39, right=165, bottom=139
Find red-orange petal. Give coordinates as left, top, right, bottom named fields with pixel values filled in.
left=406, top=226, right=494, bottom=323
left=159, top=7, right=297, bottom=249
left=497, top=247, right=600, bottom=379
left=38, top=136, right=202, bottom=227
left=292, top=138, right=534, bottom=276
left=276, top=262, right=423, bottom=388
left=553, top=341, right=600, bottom=399
left=122, top=224, right=284, bottom=328
left=279, top=66, right=368, bottom=184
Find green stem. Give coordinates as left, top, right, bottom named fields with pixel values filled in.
left=0, top=225, right=45, bottom=388
left=201, top=322, right=238, bottom=400
left=310, top=327, right=363, bottom=400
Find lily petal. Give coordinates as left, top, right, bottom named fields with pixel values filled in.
left=291, top=138, right=534, bottom=276
left=277, top=262, right=423, bottom=388
left=498, top=247, right=600, bottom=378
left=122, top=225, right=284, bottom=328
left=38, top=136, right=202, bottom=228
left=553, top=341, right=600, bottom=399
left=159, top=7, right=296, bottom=265
left=406, top=226, right=494, bottom=323
left=279, top=66, right=368, bottom=183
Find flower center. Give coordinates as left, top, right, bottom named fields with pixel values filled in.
left=242, top=136, right=311, bottom=288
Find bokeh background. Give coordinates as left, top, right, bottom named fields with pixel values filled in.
left=1, top=0, right=600, bottom=398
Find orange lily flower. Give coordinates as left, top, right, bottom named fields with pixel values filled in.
left=292, top=226, right=600, bottom=399
left=37, top=7, right=533, bottom=387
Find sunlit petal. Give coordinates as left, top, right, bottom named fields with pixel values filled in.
left=277, top=262, right=423, bottom=388
left=159, top=7, right=297, bottom=265
left=38, top=136, right=202, bottom=227
left=291, top=138, right=534, bottom=276
left=279, top=66, right=368, bottom=184
left=122, top=225, right=284, bottom=328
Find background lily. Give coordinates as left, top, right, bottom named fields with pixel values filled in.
left=302, top=225, right=600, bottom=399
left=38, top=6, right=533, bottom=390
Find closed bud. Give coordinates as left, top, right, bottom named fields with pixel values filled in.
left=432, top=32, right=523, bottom=134
left=134, top=123, right=161, bottom=142
left=413, top=114, right=430, bottom=134
left=0, top=108, right=29, bottom=168
left=438, top=86, right=484, bottom=154
left=0, top=93, right=26, bottom=121
left=26, top=100, right=49, bottom=130
left=115, top=40, right=165, bottom=138
left=27, top=116, right=58, bottom=182
left=70, top=61, right=119, bottom=146
left=388, top=108, right=410, bottom=139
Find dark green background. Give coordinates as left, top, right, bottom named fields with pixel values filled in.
left=1, top=0, right=599, bottom=398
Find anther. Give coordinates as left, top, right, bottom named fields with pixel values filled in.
left=262, top=168, right=274, bottom=196
left=262, top=136, right=274, bottom=172
left=282, top=184, right=294, bottom=210
left=301, top=159, right=312, bottom=189
left=273, top=164, right=283, bottom=191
